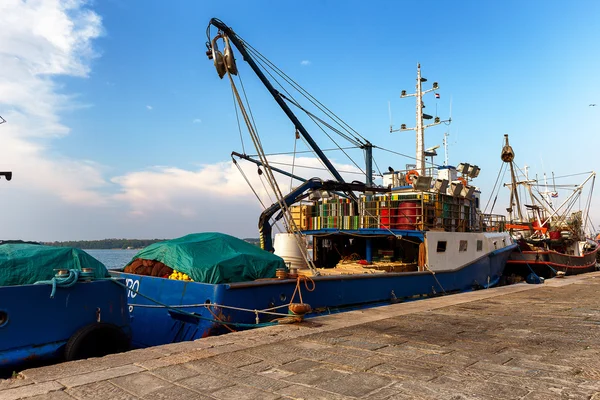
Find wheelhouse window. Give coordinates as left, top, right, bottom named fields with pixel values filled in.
left=436, top=241, right=447, bottom=252
left=477, top=240, right=483, bottom=251
left=459, top=240, right=468, bottom=252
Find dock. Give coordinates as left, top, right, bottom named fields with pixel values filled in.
left=3, top=272, right=600, bottom=400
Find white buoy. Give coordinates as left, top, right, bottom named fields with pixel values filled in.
left=273, top=233, right=308, bottom=270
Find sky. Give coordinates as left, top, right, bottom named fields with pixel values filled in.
left=1, top=0, right=599, bottom=241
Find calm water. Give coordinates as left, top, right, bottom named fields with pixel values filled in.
left=83, top=249, right=138, bottom=270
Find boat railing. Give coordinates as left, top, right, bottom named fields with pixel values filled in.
left=292, top=192, right=480, bottom=232
left=481, top=213, right=507, bottom=232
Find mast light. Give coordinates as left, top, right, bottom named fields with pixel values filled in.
left=401, top=124, right=407, bottom=130
left=433, top=82, right=439, bottom=89
left=401, top=90, right=407, bottom=97
left=434, top=116, right=440, bottom=123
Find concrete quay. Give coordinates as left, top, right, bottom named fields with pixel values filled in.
left=3, top=272, right=600, bottom=400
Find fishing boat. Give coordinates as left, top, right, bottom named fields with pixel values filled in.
left=499, top=135, right=598, bottom=279
left=111, top=18, right=516, bottom=349
left=0, top=241, right=131, bottom=375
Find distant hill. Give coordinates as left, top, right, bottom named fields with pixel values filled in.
left=43, top=237, right=262, bottom=250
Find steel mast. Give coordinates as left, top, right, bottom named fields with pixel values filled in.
left=392, top=64, right=442, bottom=176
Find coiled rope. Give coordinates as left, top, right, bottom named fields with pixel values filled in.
left=34, top=269, right=81, bottom=298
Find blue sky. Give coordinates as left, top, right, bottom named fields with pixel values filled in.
left=1, top=0, right=599, bottom=240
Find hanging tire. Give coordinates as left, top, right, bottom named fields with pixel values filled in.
left=64, top=323, right=130, bottom=361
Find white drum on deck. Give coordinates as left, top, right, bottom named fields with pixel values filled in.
left=273, top=233, right=308, bottom=269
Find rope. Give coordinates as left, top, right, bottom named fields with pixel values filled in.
left=289, top=275, right=316, bottom=306
left=34, top=269, right=81, bottom=298
left=422, top=264, right=447, bottom=294
left=108, top=278, right=277, bottom=329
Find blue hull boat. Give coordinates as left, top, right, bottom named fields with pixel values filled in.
left=112, top=238, right=514, bottom=348
left=0, top=278, right=130, bottom=374
left=108, top=20, right=517, bottom=350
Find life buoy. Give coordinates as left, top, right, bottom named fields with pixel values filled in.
left=458, top=177, right=467, bottom=186
left=405, top=170, right=419, bottom=184
left=64, top=322, right=130, bottom=361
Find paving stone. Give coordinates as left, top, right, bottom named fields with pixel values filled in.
left=315, top=371, right=395, bottom=397
left=240, top=360, right=277, bottom=373
left=467, top=361, right=539, bottom=377
left=368, top=361, right=439, bottom=381
left=142, top=385, right=213, bottom=400
left=233, top=374, right=292, bottom=392
left=210, top=352, right=263, bottom=368
left=21, top=361, right=104, bottom=383
left=177, top=374, right=233, bottom=393
left=282, top=366, right=350, bottom=386
left=66, top=381, right=138, bottom=400
left=320, top=353, right=386, bottom=372
left=258, top=368, right=296, bottom=379
left=27, top=390, right=75, bottom=400
left=276, top=359, right=322, bottom=373
left=148, top=365, right=199, bottom=382
left=57, top=365, right=144, bottom=388
left=110, top=371, right=173, bottom=397
left=0, top=376, right=31, bottom=390
left=185, top=359, right=252, bottom=379
left=275, top=384, right=350, bottom=400
left=0, top=381, right=64, bottom=400
left=210, top=384, right=281, bottom=400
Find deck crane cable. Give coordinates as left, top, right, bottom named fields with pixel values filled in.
left=374, top=146, right=435, bottom=166
left=371, top=155, right=383, bottom=178
left=226, top=68, right=319, bottom=275
left=250, top=55, right=364, bottom=176
left=230, top=82, right=246, bottom=154
left=583, top=175, right=595, bottom=233
left=242, top=40, right=368, bottom=144
left=247, top=55, right=337, bottom=179
left=236, top=69, right=262, bottom=148
left=290, top=130, right=298, bottom=193
left=232, top=156, right=267, bottom=210
left=278, top=93, right=363, bottom=147
left=482, top=161, right=508, bottom=215
left=233, top=156, right=285, bottom=236
left=244, top=35, right=418, bottom=182
left=266, top=161, right=364, bottom=175
left=280, top=93, right=366, bottom=175
left=251, top=146, right=359, bottom=157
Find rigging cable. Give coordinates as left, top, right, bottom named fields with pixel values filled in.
left=483, top=161, right=508, bottom=215
left=242, top=40, right=368, bottom=143
left=227, top=70, right=318, bottom=275
left=230, top=83, right=246, bottom=154
left=250, top=54, right=364, bottom=176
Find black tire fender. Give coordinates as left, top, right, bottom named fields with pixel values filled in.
left=64, top=322, right=130, bottom=361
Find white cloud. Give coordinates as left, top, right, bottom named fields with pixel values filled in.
left=300, top=60, right=311, bottom=66
left=146, top=105, right=153, bottom=110
left=111, top=155, right=361, bottom=219
left=0, top=0, right=110, bottom=236
left=192, top=118, right=202, bottom=123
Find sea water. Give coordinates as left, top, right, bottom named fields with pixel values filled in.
left=83, top=249, right=138, bottom=270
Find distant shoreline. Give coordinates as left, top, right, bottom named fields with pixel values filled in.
left=44, top=238, right=261, bottom=250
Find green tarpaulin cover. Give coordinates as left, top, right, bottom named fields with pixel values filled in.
left=0, top=242, right=109, bottom=286
left=127, top=232, right=283, bottom=284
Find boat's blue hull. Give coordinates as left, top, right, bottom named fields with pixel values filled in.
left=112, top=244, right=515, bottom=348
left=0, top=279, right=130, bottom=372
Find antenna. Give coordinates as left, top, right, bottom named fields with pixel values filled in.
left=388, top=101, right=393, bottom=133
left=443, top=132, right=449, bottom=166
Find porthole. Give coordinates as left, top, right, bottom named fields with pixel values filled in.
left=279, top=293, right=287, bottom=302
